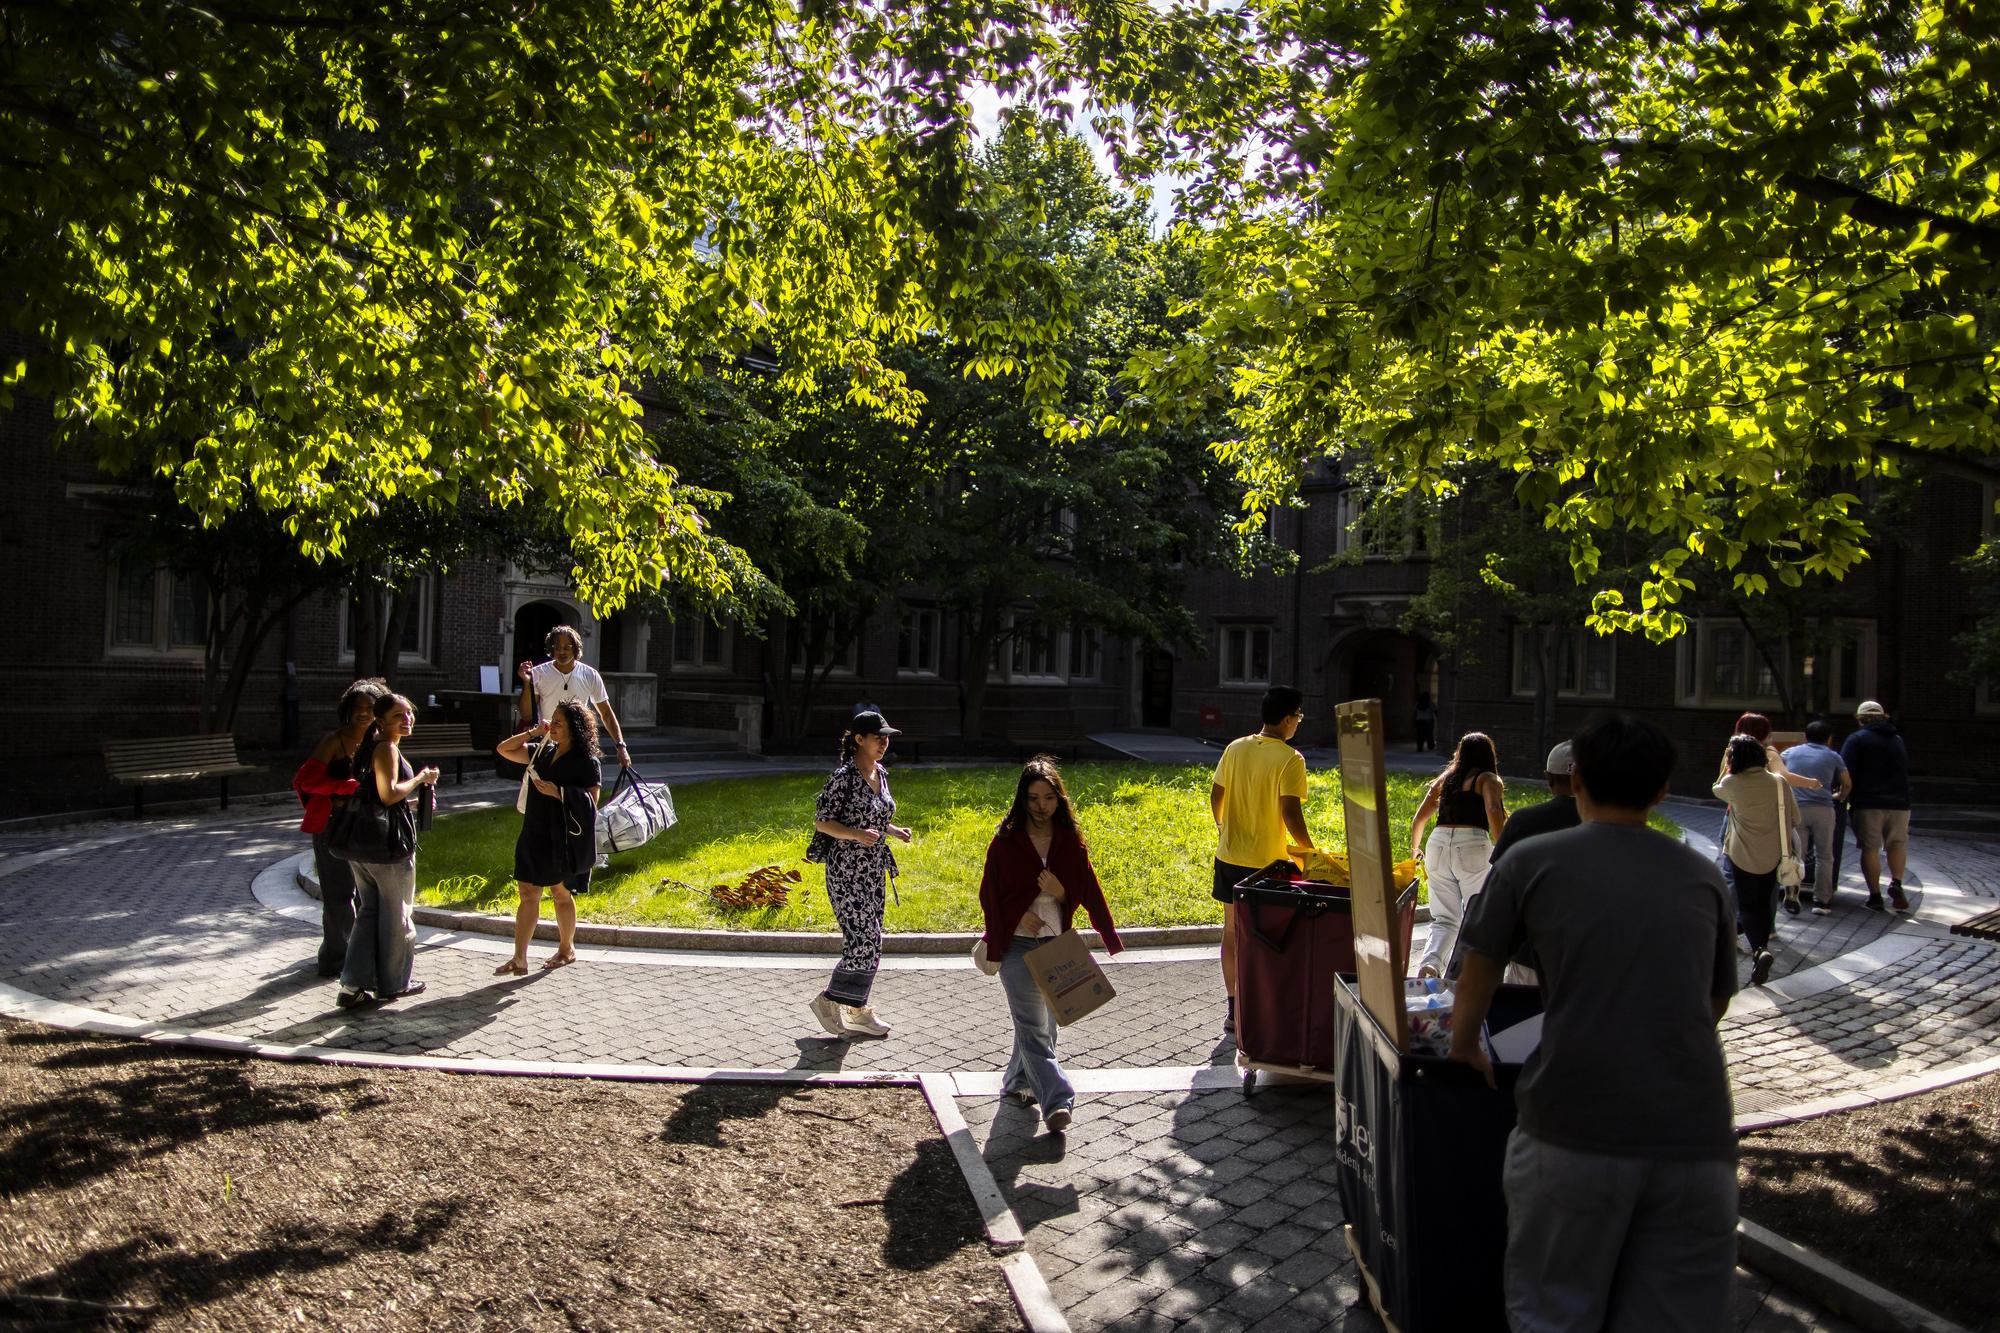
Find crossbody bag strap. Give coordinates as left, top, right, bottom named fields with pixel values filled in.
left=1773, top=772, right=1791, bottom=858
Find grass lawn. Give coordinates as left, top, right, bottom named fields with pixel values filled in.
left=416, top=762, right=1682, bottom=932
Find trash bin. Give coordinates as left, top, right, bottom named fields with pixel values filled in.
left=1332, top=973, right=1545, bottom=1333
left=1232, top=861, right=1417, bottom=1096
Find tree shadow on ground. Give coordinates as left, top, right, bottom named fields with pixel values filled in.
left=658, top=1082, right=795, bottom=1148
left=878, top=1137, right=988, bottom=1271
left=0, top=1038, right=379, bottom=1196
left=1739, top=1104, right=1999, bottom=1332
left=0, top=1200, right=465, bottom=1325
left=166, top=959, right=328, bottom=1032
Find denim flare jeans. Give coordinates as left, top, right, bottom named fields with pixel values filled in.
left=999, top=935, right=1074, bottom=1116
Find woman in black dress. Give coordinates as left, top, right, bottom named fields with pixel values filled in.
left=493, top=697, right=602, bottom=974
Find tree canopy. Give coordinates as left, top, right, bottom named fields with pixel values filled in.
left=1, top=0, right=1076, bottom=609
left=1099, top=0, right=1999, bottom=636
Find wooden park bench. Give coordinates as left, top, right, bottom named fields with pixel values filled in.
left=1949, top=907, right=2000, bottom=944
left=104, top=734, right=264, bottom=818
left=400, top=722, right=487, bottom=784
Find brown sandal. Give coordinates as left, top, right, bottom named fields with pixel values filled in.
left=541, top=950, right=577, bottom=970
left=493, top=959, right=528, bottom=977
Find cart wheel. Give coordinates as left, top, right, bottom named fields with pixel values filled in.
left=1242, top=1068, right=1257, bottom=1098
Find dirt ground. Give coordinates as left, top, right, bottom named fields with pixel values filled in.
left=1738, top=1071, right=1998, bottom=1333
left=0, top=1021, right=1017, bottom=1331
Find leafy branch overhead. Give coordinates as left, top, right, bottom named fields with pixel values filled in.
left=1090, top=0, right=1998, bottom=637
left=1, top=0, right=1082, bottom=609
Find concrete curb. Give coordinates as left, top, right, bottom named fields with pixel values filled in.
left=918, top=1073, right=1069, bottom=1333
left=1736, top=1218, right=1971, bottom=1333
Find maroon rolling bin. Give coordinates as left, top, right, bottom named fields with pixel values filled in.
left=1232, top=860, right=1417, bottom=1096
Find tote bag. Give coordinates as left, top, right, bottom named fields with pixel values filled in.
left=596, top=766, right=677, bottom=855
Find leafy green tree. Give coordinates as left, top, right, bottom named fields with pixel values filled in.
left=1, top=1, right=1081, bottom=610
left=1094, top=0, right=2000, bottom=637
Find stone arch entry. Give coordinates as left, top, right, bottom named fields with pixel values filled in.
left=1327, top=627, right=1438, bottom=746
left=513, top=599, right=578, bottom=667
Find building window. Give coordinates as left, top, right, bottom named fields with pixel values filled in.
left=671, top=605, right=729, bottom=670
left=340, top=577, right=435, bottom=665
left=790, top=625, right=856, bottom=676
left=1511, top=628, right=1616, bottom=698
left=1010, top=616, right=1063, bottom=681
left=1221, top=625, right=1272, bottom=686
left=1069, top=625, right=1102, bottom=682
left=897, top=606, right=941, bottom=677
left=107, top=561, right=209, bottom=657
left=1333, top=488, right=1424, bottom=558
left=1675, top=619, right=1784, bottom=708
left=1813, top=619, right=1878, bottom=709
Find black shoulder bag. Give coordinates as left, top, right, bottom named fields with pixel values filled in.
left=326, top=747, right=418, bottom=863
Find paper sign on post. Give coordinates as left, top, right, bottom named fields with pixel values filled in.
left=1027, top=930, right=1116, bottom=1026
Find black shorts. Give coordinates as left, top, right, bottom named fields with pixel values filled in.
left=1212, top=859, right=1260, bottom=905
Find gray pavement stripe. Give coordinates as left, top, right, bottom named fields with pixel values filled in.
left=921, top=1072, right=1027, bottom=1250
left=1736, top=1219, right=1973, bottom=1333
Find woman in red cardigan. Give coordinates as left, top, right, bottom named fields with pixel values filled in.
left=291, top=678, right=388, bottom=977
left=977, top=756, right=1122, bottom=1134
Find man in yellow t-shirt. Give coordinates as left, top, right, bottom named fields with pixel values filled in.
left=1210, top=685, right=1316, bottom=1035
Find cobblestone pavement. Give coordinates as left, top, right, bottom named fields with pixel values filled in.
left=1, top=793, right=1989, bottom=1332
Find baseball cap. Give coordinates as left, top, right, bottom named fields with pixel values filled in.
left=848, top=709, right=901, bottom=737
left=1855, top=700, right=1888, bottom=719
left=1545, top=740, right=1574, bottom=775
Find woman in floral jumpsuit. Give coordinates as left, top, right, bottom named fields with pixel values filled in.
left=807, top=710, right=912, bottom=1037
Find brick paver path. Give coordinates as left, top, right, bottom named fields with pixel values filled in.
left=2, top=788, right=1990, bottom=1332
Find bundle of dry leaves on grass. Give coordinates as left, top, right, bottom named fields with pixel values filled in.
left=0, top=1020, right=1016, bottom=1331
left=1738, top=1070, right=1998, bottom=1333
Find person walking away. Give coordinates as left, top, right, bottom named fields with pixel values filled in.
left=806, top=710, right=911, bottom=1038
left=1841, top=700, right=1913, bottom=911
left=1450, top=739, right=1578, bottom=983
left=1210, top=686, right=1316, bottom=1036
left=977, top=756, right=1123, bottom=1135
left=1450, top=714, right=1739, bottom=1333
left=293, top=678, right=388, bottom=976
left=518, top=624, right=631, bottom=774
left=1408, top=732, right=1506, bottom=979
left=1413, top=693, right=1436, bottom=752
left=1782, top=721, right=1851, bottom=915
left=336, top=693, right=440, bottom=1008
left=1715, top=735, right=1803, bottom=986
left=492, top=699, right=603, bottom=975
left=1713, top=713, right=1821, bottom=918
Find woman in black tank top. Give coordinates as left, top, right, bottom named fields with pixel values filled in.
left=1409, top=732, right=1508, bottom=979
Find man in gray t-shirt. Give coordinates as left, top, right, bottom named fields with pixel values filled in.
left=1451, top=714, right=1738, bottom=1333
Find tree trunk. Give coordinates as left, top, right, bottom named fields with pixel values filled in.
left=1530, top=624, right=1558, bottom=765
left=378, top=585, right=411, bottom=679
left=217, top=588, right=291, bottom=731
left=960, top=594, right=1002, bottom=742
left=351, top=578, right=381, bottom=680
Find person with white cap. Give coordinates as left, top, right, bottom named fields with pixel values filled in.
left=804, top=707, right=912, bottom=1037
left=1840, top=701, right=1912, bottom=912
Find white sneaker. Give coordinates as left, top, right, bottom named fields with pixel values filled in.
left=841, top=1005, right=890, bottom=1037
left=809, top=994, right=845, bottom=1036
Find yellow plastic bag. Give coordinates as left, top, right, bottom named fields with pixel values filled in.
left=1287, top=845, right=1418, bottom=890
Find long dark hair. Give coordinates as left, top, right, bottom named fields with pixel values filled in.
left=999, top=754, right=1079, bottom=838
left=338, top=677, right=389, bottom=725
left=1438, top=731, right=1498, bottom=793
left=355, top=693, right=415, bottom=784
left=550, top=697, right=600, bottom=759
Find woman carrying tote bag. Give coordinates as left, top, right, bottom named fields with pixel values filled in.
left=335, top=693, right=440, bottom=1009
left=975, top=755, right=1122, bottom=1136
left=1715, top=734, right=1804, bottom=988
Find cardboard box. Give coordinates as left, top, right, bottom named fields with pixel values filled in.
left=1026, top=930, right=1116, bottom=1026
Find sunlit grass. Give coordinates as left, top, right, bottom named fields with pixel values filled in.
left=414, top=762, right=1680, bottom=931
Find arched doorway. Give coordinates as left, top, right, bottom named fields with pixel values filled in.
left=513, top=600, right=578, bottom=668
left=1331, top=628, right=1437, bottom=746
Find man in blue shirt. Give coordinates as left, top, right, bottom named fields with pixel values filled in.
left=1841, top=701, right=1913, bottom=911
left=1783, top=722, right=1851, bottom=915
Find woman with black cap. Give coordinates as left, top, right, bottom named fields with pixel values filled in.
left=805, top=708, right=912, bottom=1037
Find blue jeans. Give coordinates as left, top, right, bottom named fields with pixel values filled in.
left=340, top=858, right=417, bottom=997
left=999, top=936, right=1073, bottom=1115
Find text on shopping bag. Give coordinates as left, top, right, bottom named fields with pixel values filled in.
left=1027, top=930, right=1116, bottom=1026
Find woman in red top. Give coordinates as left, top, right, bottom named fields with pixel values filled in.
left=292, top=678, right=388, bottom=976
left=977, top=756, right=1122, bottom=1135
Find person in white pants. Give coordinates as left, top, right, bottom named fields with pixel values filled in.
left=1409, top=732, right=1508, bottom=979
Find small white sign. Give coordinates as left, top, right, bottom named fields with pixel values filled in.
left=479, top=665, right=502, bottom=694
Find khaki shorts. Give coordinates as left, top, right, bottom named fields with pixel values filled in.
left=1851, top=808, right=1911, bottom=856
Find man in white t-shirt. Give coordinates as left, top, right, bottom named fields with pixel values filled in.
left=517, top=624, right=630, bottom=769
